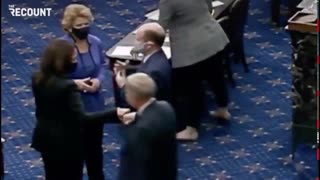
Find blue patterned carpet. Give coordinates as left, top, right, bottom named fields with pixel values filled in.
left=1, top=0, right=317, bottom=179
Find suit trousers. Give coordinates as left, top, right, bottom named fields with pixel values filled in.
left=172, top=51, right=229, bottom=132
left=0, top=142, right=4, bottom=179
left=83, top=123, right=105, bottom=180
left=41, top=151, right=83, bottom=180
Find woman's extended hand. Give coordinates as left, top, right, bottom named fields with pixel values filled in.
left=117, top=107, right=131, bottom=120
left=73, top=78, right=94, bottom=92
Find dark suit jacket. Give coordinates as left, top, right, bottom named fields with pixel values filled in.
left=138, top=50, right=172, bottom=103
left=31, top=75, right=118, bottom=154
left=118, top=50, right=172, bottom=107
left=118, top=100, right=177, bottom=180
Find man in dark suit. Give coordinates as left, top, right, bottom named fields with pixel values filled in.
left=114, top=22, right=172, bottom=104
left=117, top=73, right=177, bottom=180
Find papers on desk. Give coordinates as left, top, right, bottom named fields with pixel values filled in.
left=211, top=9, right=215, bottom=16
left=112, top=46, right=138, bottom=57
left=297, top=0, right=315, bottom=8
left=298, top=0, right=316, bottom=14
left=111, top=45, right=171, bottom=59
left=301, top=6, right=316, bottom=14
left=162, top=46, right=171, bottom=59
left=294, top=14, right=317, bottom=23
left=212, top=1, right=224, bottom=8
left=164, top=36, right=170, bottom=43
left=145, top=9, right=159, bottom=20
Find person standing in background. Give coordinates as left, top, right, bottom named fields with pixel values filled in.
left=158, top=0, right=231, bottom=140
left=60, top=4, right=107, bottom=179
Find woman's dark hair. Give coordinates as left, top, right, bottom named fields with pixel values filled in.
left=33, top=39, right=74, bottom=85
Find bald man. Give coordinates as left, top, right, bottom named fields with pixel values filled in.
left=115, top=22, right=172, bottom=105
left=118, top=73, right=177, bottom=180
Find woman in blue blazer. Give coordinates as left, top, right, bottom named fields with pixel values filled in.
left=60, top=4, right=107, bottom=179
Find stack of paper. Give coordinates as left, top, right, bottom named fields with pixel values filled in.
left=211, top=9, right=215, bottom=16
left=297, top=0, right=315, bottom=8
left=145, top=9, right=159, bottom=21
left=111, top=46, right=135, bottom=57
left=162, top=46, right=171, bottom=59
left=164, top=36, right=170, bottom=43
left=111, top=45, right=171, bottom=59
left=212, top=1, right=224, bottom=8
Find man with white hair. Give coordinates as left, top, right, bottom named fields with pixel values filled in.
left=118, top=73, right=177, bottom=180
left=115, top=22, right=172, bottom=105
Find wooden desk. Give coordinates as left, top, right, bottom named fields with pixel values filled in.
left=106, top=0, right=235, bottom=62
left=286, top=0, right=317, bottom=157
left=287, top=0, right=316, bottom=33
left=287, top=12, right=317, bottom=33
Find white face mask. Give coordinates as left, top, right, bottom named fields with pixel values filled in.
left=130, top=42, right=146, bottom=60
left=131, top=42, right=145, bottom=54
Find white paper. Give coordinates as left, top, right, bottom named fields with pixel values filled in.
left=164, top=36, right=170, bottom=43
left=145, top=9, right=159, bottom=20
left=162, top=46, right=171, bottom=59
left=211, top=9, right=215, bottom=16
left=297, top=0, right=315, bottom=8
left=111, top=46, right=134, bottom=56
left=212, top=1, right=224, bottom=8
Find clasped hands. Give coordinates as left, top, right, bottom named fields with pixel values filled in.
left=116, top=108, right=137, bottom=125
left=74, top=77, right=101, bottom=93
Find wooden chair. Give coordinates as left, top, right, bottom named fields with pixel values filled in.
left=271, top=0, right=302, bottom=26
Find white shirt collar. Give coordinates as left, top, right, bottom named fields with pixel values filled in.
left=137, top=98, right=156, bottom=115
left=142, top=49, right=159, bottom=63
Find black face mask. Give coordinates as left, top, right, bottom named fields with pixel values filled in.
left=64, top=62, right=77, bottom=73
left=72, top=26, right=90, bottom=40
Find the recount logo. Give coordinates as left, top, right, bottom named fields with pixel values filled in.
left=9, top=4, right=52, bottom=17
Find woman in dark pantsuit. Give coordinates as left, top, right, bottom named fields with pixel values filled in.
left=31, top=39, right=129, bottom=180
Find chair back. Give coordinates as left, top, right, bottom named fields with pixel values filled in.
left=229, top=0, right=249, bottom=35
left=217, top=16, right=231, bottom=39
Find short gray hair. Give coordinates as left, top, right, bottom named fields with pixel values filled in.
left=125, top=73, right=157, bottom=100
